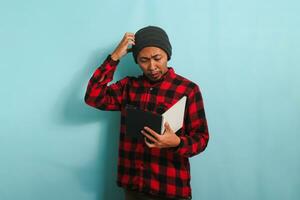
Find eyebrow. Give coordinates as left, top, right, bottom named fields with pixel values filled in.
left=139, top=54, right=161, bottom=59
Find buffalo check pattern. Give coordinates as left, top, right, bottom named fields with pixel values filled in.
left=84, top=55, right=209, bottom=199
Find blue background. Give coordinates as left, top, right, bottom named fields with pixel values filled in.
left=1, top=0, right=299, bottom=200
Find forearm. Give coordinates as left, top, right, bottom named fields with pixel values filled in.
left=175, top=86, right=209, bottom=157
left=84, top=55, right=123, bottom=110
left=176, top=126, right=209, bottom=157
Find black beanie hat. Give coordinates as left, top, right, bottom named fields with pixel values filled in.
left=132, top=26, right=172, bottom=63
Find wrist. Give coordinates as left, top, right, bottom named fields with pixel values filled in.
left=110, top=52, right=120, bottom=61
left=174, top=136, right=181, bottom=147
left=170, top=136, right=182, bottom=151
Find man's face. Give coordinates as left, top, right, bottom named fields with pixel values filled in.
left=137, top=46, right=169, bottom=82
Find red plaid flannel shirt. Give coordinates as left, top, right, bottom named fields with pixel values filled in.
left=84, top=55, right=209, bottom=199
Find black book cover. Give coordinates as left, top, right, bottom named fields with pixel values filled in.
left=125, top=106, right=162, bottom=139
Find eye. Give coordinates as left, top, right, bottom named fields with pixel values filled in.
left=139, top=58, right=148, bottom=63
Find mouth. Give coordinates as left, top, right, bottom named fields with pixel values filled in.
left=149, top=72, right=160, bottom=79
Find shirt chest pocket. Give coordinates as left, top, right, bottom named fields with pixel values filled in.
left=126, top=87, right=175, bottom=113
left=126, top=87, right=148, bottom=109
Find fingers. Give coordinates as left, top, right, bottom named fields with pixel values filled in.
left=143, top=133, right=161, bottom=148
left=111, top=32, right=135, bottom=60
left=164, top=122, right=170, bottom=131
left=141, top=129, right=158, bottom=143
left=125, top=32, right=134, bottom=37
left=142, top=124, right=178, bottom=149
left=126, top=38, right=135, bottom=47
left=144, top=137, right=157, bottom=148
left=123, top=32, right=135, bottom=45
left=163, top=122, right=174, bottom=134
left=144, top=127, right=160, bottom=138
left=119, top=32, right=135, bottom=55
left=141, top=127, right=164, bottom=148
left=127, top=40, right=135, bottom=46
left=124, top=32, right=135, bottom=39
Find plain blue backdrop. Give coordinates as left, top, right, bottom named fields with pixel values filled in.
left=1, top=0, right=299, bottom=200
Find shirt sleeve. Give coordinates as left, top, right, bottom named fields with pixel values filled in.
left=175, top=85, right=209, bottom=157
left=84, top=55, right=128, bottom=111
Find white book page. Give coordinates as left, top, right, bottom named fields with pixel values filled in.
left=160, top=96, right=187, bottom=134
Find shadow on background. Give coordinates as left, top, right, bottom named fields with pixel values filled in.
left=54, top=46, right=140, bottom=199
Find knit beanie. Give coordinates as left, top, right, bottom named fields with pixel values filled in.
left=132, top=26, right=172, bottom=63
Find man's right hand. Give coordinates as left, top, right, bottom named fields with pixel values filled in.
left=111, top=32, right=135, bottom=61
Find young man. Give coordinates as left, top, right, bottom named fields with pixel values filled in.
left=85, top=26, right=209, bottom=200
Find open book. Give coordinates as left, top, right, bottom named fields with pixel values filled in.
left=125, top=96, right=187, bottom=139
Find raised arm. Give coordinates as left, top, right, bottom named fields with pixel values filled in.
left=84, top=32, right=135, bottom=111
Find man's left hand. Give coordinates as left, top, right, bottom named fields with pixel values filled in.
left=141, top=122, right=181, bottom=148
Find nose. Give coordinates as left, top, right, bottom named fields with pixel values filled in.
left=148, top=59, right=156, bottom=70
